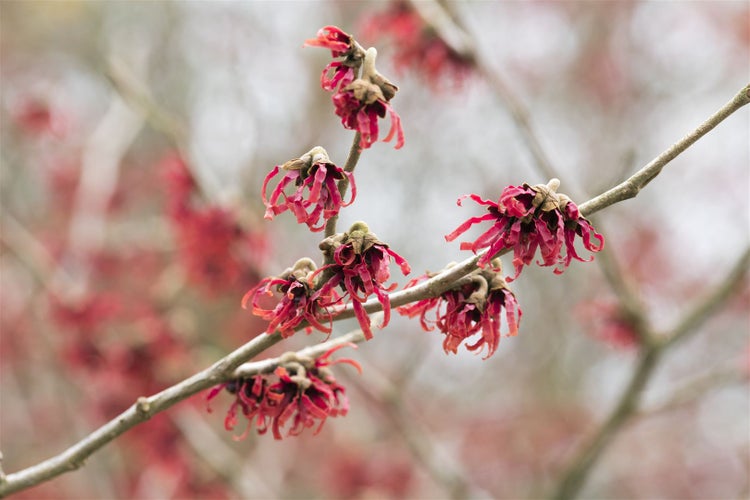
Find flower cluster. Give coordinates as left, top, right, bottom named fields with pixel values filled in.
left=262, top=147, right=356, bottom=231
left=306, top=26, right=405, bottom=150
left=398, top=260, right=521, bottom=358
left=360, top=0, right=474, bottom=89
left=243, top=223, right=410, bottom=341
left=242, top=258, right=341, bottom=338
left=315, top=222, right=411, bottom=339
left=207, top=345, right=360, bottom=440
left=445, top=179, right=604, bottom=280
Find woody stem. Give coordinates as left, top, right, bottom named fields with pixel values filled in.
left=324, top=131, right=363, bottom=237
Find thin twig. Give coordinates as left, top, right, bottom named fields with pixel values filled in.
left=232, top=314, right=378, bottom=378
left=171, top=407, right=272, bottom=498
left=594, top=243, right=654, bottom=346
left=578, top=84, right=750, bottom=218
left=664, top=246, right=750, bottom=348
left=0, top=210, right=75, bottom=297
left=551, top=346, right=662, bottom=500
left=638, top=368, right=746, bottom=417
left=324, top=131, right=363, bottom=237
left=409, top=0, right=560, bottom=182
left=346, top=364, right=482, bottom=499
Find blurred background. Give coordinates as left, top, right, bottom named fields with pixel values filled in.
left=1, top=1, right=748, bottom=498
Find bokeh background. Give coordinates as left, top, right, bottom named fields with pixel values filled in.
left=1, top=1, right=748, bottom=498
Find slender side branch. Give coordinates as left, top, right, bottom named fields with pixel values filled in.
left=550, top=246, right=750, bottom=500
left=579, top=84, right=750, bottom=217
left=232, top=314, right=379, bottom=378
left=595, top=244, right=653, bottom=346
left=639, top=368, right=747, bottom=417
left=664, top=246, right=750, bottom=348
left=0, top=211, right=76, bottom=296
left=409, top=0, right=560, bottom=182
left=325, top=131, right=363, bottom=237
left=551, top=346, right=662, bottom=500
left=346, top=365, right=480, bottom=499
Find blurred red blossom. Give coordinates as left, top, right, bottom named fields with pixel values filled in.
left=399, top=260, right=521, bottom=358
left=360, top=0, right=473, bottom=89
left=11, top=96, right=69, bottom=138
left=207, top=344, right=360, bottom=440
left=50, top=293, right=122, bottom=335
left=575, top=299, right=640, bottom=351
left=315, top=222, right=411, bottom=339
left=446, top=179, right=603, bottom=280
left=162, top=154, right=267, bottom=295
left=322, top=446, right=415, bottom=499
left=262, top=147, right=356, bottom=232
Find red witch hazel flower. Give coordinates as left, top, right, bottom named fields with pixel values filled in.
left=304, top=25, right=364, bottom=92
left=207, top=344, right=361, bottom=440
left=445, top=179, right=604, bottom=281
left=398, top=259, right=521, bottom=359
left=315, top=222, right=411, bottom=340
left=262, top=147, right=356, bottom=232
left=332, top=72, right=405, bottom=150
left=242, top=258, right=342, bottom=338
left=305, top=25, right=405, bottom=150
left=576, top=299, right=640, bottom=351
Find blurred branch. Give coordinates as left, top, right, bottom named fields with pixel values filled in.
left=638, top=368, right=747, bottom=417
left=2, top=82, right=748, bottom=496
left=0, top=210, right=74, bottom=296
left=551, top=346, right=663, bottom=500
left=594, top=242, right=653, bottom=346
left=550, top=247, right=749, bottom=499
left=578, top=84, right=750, bottom=217
left=105, top=57, right=221, bottom=204
left=171, top=407, right=272, bottom=498
left=68, top=79, right=145, bottom=258
left=105, top=57, right=188, bottom=146
left=409, top=0, right=560, bottom=183
left=346, top=364, right=482, bottom=499
left=664, top=246, right=750, bottom=348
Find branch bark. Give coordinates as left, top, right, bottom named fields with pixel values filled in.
left=578, top=84, right=750, bottom=217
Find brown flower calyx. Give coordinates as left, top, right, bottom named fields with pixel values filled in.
left=277, top=257, right=318, bottom=283
left=319, top=221, right=383, bottom=258
left=281, top=146, right=332, bottom=173
left=357, top=47, right=399, bottom=102
left=344, top=79, right=387, bottom=106
left=531, top=178, right=573, bottom=213
left=451, top=259, right=511, bottom=312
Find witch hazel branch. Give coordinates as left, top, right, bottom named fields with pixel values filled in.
left=1, top=21, right=747, bottom=497
left=207, top=25, right=603, bottom=441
